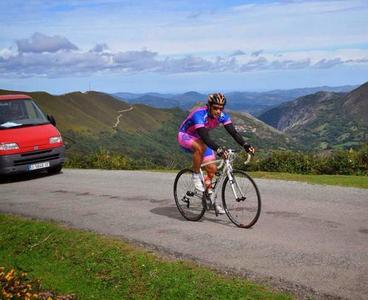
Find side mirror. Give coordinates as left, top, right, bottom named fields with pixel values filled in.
left=47, top=115, right=56, bottom=126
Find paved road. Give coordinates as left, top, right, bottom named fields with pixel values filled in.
left=1, top=169, right=367, bottom=299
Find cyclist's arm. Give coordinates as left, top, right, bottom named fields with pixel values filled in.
left=224, top=123, right=248, bottom=146
left=196, top=127, right=220, bottom=151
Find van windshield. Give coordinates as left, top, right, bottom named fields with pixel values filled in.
left=0, top=99, right=49, bottom=129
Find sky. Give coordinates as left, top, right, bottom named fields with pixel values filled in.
left=0, top=0, right=367, bottom=94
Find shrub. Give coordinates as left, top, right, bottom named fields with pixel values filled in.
left=65, top=149, right=138, bottom=170
left=65, top=144, right=368, bottom=175
left=255, top=144, right=368, bottom=175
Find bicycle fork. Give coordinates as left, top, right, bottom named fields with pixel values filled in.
left=227, top=170, right=247, bottom=202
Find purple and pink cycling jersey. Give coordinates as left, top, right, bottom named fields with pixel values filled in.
left=177, top=106, right=232, bottom=161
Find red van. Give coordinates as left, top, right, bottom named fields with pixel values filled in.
left=0, top=94, right=65, bottom=176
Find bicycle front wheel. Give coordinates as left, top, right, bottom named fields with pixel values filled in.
left=222, top=170, right=261, bottom=228
left=174, top=169, right=205, bottom=221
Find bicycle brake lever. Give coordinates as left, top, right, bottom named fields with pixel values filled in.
left=244, top=153, right=252, bottom=165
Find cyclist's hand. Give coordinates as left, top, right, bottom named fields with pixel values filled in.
left=243, top=143, right=255, bottom=155
left=216, top=147, right=229, bottom=159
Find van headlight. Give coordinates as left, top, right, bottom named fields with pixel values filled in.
left=0, top=142, right=19, bottom=151
left=49, top=136, right=62, bottom=144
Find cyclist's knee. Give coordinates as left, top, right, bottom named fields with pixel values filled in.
left=192, top=141, right=206, bottom=155
left=206, top=163, right=217, bottom=175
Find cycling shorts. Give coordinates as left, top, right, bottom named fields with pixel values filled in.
left=177, top=132, right=216, bottom=162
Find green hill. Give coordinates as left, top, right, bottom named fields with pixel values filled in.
left=258, top=82, right=368, bottom=150
left=0, top=89, right=170, bottom=134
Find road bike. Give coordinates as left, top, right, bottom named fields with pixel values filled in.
left=173, top=150, right=261, bottom=228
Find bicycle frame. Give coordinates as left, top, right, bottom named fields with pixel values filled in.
left=199, top=150, right=251, bottom=207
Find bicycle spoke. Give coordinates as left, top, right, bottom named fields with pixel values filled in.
left=222, top=170, right=261, bottom=228
left=174, top=169, right=205, bottom=221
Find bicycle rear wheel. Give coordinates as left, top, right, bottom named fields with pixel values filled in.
left=222, top=170, right=261, bottom=228
left=174, top=169, right=206, bottom=221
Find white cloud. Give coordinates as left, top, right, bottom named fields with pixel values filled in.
left=251, top=50, right=263, bottom=57
left=230, top=50, right=246, bottom=57
left=314, top=58, right=344, bottom=69
left=0, top=47, right=15, bottom=60
left=270, top=59, right=312, bottom=70
left=16, top=33, right=78, bottom=53
left=113, top=50, right=160, bottom=71
left=1, top=32, right=368, bottom=78
left=90, top=43, right=110, bottom=53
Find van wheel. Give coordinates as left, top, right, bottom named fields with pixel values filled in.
left=48, top=165, right=63, bottom=174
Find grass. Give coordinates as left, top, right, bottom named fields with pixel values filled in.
left=146, top=169, right=368, bottom=189
left=0, top=214, right=292, bottom=300
left=250, top=171, right=368, bottom=189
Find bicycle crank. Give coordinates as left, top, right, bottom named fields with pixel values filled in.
left=181, top=196, right=191, bottom=208
left=236, top=196, right=246, bottom=202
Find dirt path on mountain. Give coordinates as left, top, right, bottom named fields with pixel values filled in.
left=113, top=106, right=134, bottom=129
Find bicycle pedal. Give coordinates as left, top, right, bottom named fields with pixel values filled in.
left=206, top=200, right=212, bottom=209
left=203, top=196, right=212, bottom=210
left=205, top=190, right=213, bottom=196
left=213, top=205, right=220, bottom=217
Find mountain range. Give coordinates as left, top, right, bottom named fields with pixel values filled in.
left=113, top=85, right=357, bottom=116
left=258, top=82, right=368, bottom=149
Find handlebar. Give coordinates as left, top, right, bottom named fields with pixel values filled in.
left=231, top=150, right=252, bottom=165
left=244, top=153, right=252, bottom=165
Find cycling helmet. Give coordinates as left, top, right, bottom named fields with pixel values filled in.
left=208, top=93, right=226, bottom=106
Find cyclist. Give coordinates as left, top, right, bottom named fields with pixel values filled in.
left=177, top=93, right=255, bottom=214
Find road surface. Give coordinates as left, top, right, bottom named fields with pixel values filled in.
left=1, top=169, right=367, bottom=299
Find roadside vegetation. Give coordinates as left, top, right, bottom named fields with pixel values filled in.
left=249, top=172, right=368, bottom=189
left=246, top=143, right=368, bottom=176
left=65, top=144, right=368, bottom=174
left=0, top=214, right=292, bottom=300
left=64, top=144, right=368, bottom=189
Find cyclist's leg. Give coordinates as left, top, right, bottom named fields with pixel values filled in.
left=178, top=132, right=206, bottom=191
left=203, top=147, right=217, bottom=183
left=192, top=140, right=207, bottom=173
left=177, top=132, right=206, bottom=173
left=202, top=147, right=224, bottom=214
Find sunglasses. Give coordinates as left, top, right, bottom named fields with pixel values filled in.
left=211, top=105, right=224, bottom=111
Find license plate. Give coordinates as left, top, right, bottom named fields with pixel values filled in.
left=28, top=161, right=50, bottom=171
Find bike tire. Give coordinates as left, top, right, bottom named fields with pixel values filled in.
left=222, top=170, right=261, bottom=228
left=174, top=168, right=206, bottom=221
